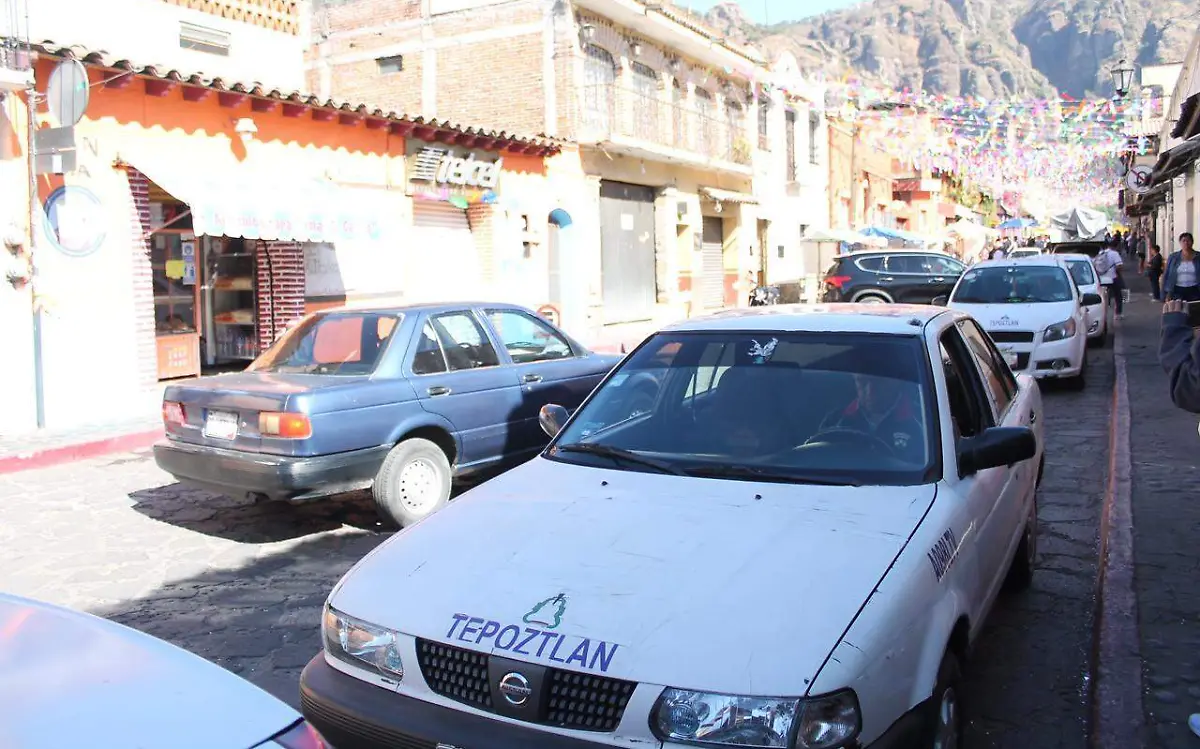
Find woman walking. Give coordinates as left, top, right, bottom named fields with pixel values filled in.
left=1147, top=244, right=1164, bottom=301
left=1163, top=232, right=1200, bottom=302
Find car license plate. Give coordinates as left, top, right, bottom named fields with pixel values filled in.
left=203, top=410, right=239, bottom=440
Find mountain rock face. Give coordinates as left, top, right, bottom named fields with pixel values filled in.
left=684, top=0, right=1193, bottom=99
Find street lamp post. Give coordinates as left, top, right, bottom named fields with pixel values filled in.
left=1111, top=59, right=1135, bottom=99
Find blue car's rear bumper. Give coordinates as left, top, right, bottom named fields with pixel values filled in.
left=153, top=440, right=390, bottom=501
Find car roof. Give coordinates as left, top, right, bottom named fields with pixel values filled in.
left=313, top=301, right=530, bottom=316
left=972, top=256, right=1069, bottom=270
left=660, top=303, right=949, bottom=335
left=836, top=248, right=950, bottom=257
left=1055, top=253, right=1093, bottom=263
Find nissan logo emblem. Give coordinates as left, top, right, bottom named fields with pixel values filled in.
left=498, top=672, right=532, bottom=706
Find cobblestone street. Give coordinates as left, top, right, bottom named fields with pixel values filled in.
left=0, top=346, right=1115, bottom=746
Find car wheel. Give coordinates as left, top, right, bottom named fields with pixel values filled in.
left=372, top=438, right=452, bottom=528
left=855, top=293, right=889, bottom=304
left=928, top=651, right=963, bottom=749
left=1004, top=495, right=1037, bottom=592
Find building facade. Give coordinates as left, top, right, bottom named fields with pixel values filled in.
left=309, top=0, right=828, bottom=351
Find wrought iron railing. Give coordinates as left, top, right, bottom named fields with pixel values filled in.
left=1, top=0, right=32, bottom=72
left=577, top=83, right=753, bottom=166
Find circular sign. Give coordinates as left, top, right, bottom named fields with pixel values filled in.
left=42, top=186, right=106, bottom=258
left=46, top=59, right=90, bottom=126
left=1125, top=165, right=1153, bottom=194
left=536, top=304, right=560, bottom=327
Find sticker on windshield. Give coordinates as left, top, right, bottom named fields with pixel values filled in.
left=893, top=432, right=911, bottom=449
left=747, top=338, right=779, bottom=364
left=927, top=527, right=959, bottom=582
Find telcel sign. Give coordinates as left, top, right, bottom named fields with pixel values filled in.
left=409, top=144, right=503, bottom=190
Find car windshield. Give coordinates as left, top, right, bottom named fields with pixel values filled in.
left=249, top=311, right=402, bottom=375
left=1066, top=260, right=1096, bottom=287
left=549, top=332, right=938, bottom=486
left=951, top=265, right=1074, bottom=304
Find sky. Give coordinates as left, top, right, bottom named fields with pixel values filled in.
left=677, top=0, right=865, bottom=24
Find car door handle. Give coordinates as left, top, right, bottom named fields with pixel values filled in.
left=427, top=386, right=451, bottom=397
left=930, top=276, right=945, bottom=282
left=880, top=276, right=895, bottom=282
left=522, top=373, right=543, bottom=384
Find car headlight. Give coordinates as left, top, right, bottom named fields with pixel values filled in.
left=651, top=688, right=860, bottom=748
left=322, top=605, right=404, bottom=679
left=1043, top=318, right=1076, bottom=342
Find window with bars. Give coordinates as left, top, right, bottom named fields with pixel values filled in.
left=809, top=111, right=821, bottom=165
left=757, top=97, right=769, bottom=150
left=672, top=79, right=686, bottom=146
left=695, top=88, right=715, bottom=156
left=631, top=62, right=660, bottom=141
left=726, top=98, right=745, bottom=157
left=785, top=109, right=797, bottom=180
left=582, top=45, right=617, bottom=134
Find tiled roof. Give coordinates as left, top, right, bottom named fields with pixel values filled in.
left=28, top=41, right=563, bottom=154
left=651, top=5, right=765, bottom=64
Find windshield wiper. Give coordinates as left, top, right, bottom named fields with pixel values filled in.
left=684, top=463, right=860, bottom=486
left=554, top=443, right=687, bottom=476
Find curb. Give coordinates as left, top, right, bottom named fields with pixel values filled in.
left=0, top=428, right=164, bottom=476
left=1089, top=317, right=1145, bottom=749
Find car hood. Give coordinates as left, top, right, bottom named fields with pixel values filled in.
left=0, top=593, right=299, bottom=749
left=949, top=301, right=1078, bottom=331
left=330, top=458, right=936, bottom=696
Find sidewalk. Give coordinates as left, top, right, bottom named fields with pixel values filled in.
left=1120, top=274, right=1200, bottom=746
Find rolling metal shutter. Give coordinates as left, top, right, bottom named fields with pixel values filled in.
left=699, top=216, right=725, bottom=309
left=410, top=201, right=482, bottom=301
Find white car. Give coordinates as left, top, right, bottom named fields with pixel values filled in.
left=299, top=304, right=1043, bottom=749
left=1007, top=247, right=1042, bottom=259
left=0, top=593, right=327, bottom=749
left=1056, top=252, right=1108, bottom=347
left=942, top=256, right=1097, bottom=389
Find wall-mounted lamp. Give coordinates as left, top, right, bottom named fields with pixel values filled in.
left=629, top=39, right=643, bottom=57
left=234, top=117, right=258, bottom=144
left=667, top=57, right=680, bottom=74
left=578, top=23, right=596, bottom=45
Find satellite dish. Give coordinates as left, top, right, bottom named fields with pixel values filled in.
left=46, top=59, right=90, bottom=126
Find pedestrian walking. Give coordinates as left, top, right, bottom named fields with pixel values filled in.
left=1147, top=244, right=1164, bottom=301
left=1093, top=242, right=1125, bottom=318
left=1163, top=232, right=1200, bottom=302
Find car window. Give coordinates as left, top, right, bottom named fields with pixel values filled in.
left=427, top=312, right=500, bottom=371
left=957, top=319, right=1017, bottom=418
left=885, top=255, right=924, bottom=274
left=411, top=322, right=449, bottom=375
left=950, top=265, right=1074, bottom=304
left=250, top=311, right=402, bottom=375
left=939, top=330, right=989, bottom=439
left=553, top=331, right=937, bottom=487
left=854, top=256, right=884, bottom=272
left=924, top=255, right=965, bottom=275
left=1067, top=260, right=1096, bottom=287
left=486, top=309, right=573, bottom=364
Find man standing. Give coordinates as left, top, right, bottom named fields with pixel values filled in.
left=1163, top=232, right=1200, bottom=302
left=1094, top=242, right=1125, bottom=318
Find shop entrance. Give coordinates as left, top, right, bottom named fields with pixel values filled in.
left=698, top=216, right=725, bottom=310
left=598, top=180, right=656, bottom=322
left=411, top=201, right=481, bottom=302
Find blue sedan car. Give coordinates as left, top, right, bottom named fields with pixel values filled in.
left=153, top=303, right=628, bottom=527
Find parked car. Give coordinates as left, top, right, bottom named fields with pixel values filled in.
left=1056, top=252, right=1109, bottom=347
left=821, top=249, right=966, bottom=305
left=299, top=303, right=1043, bottom=749
left=0, top=592, right=326, bottom=749
left=939, top=256, right=1098, bottom=389
left=1007, top=247, right=1043, bottom=259
left=153, top=303, right=625, bottom=527
left=1049, top=241, right=1105, bottom=258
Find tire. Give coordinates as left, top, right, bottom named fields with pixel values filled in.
left=854, top=292, right=890, bottom=305
left=1004, top=495, right=1037, bottom=592
left=371, top=438, right=452, bottom=528
left=926, top=651, right=964, bottom=749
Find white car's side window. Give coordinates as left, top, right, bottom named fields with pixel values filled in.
left=957, top=320, right=1018, bottom=420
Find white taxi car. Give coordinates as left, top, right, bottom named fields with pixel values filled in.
left=942, top=256, right=1097, bottom=390
left=1056, top=252, right=1108, bottom=347
left=300, top=304, right=1044, bottom=749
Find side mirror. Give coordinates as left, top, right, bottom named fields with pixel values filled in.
left=931, top=295, right=949, bottom=306
left=958, top=426, right=1037, bottom=476
left=1081, top=292, right=1103, bottom=306
left=539, top=403, right=570, bottom=438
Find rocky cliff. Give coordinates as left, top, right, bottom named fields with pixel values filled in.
left=684, top=0, right=1194, bottom=99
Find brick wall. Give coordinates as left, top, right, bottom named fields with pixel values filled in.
left=466, top=204, right=495, bottom=286
left=435, top=35, right=544, bottom=133
left=125, top=168, right=159, bottom=388
left=255, top=241, right=306, bottom=352
left=330, top=56, right=424, bottom=114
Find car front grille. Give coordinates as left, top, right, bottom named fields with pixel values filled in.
left=988, top=330, right=1035, bottom=343
left=415, top=639, right=636, bottom=732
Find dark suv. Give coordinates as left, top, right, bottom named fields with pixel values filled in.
left=821, top=250, right=967, bottom=304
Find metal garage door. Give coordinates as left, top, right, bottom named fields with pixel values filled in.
left=410, top=201, right=482, bottom=301
left=699, top=216, right=725, bottom=309
left=599, top=181, right=657, bottom=323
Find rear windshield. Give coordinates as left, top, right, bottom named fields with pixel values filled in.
left=1066, top=260, right=1096, bottom=287
left=951, top=265, right=1074, bottom=304
left=249, top=312, right=403, bottom=375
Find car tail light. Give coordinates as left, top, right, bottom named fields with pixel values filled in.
left=269, top=720, right=327, bottom=749
left=825, top=274, right=853, bottom=289
left=259, top=412, right=312, bottom=439
left=162, top=401, right=186, bottom=426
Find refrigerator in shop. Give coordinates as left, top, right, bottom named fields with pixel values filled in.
left=200, top=236, right=260, bottom=368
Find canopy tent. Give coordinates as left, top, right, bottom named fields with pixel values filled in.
left=800, top=228, right=887, bottom=248
left=997, top=217, right=1038, bottom=230
left=1049, top=207, right=1108, bottom=241
left=860, top=225, right=940, bottom=248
